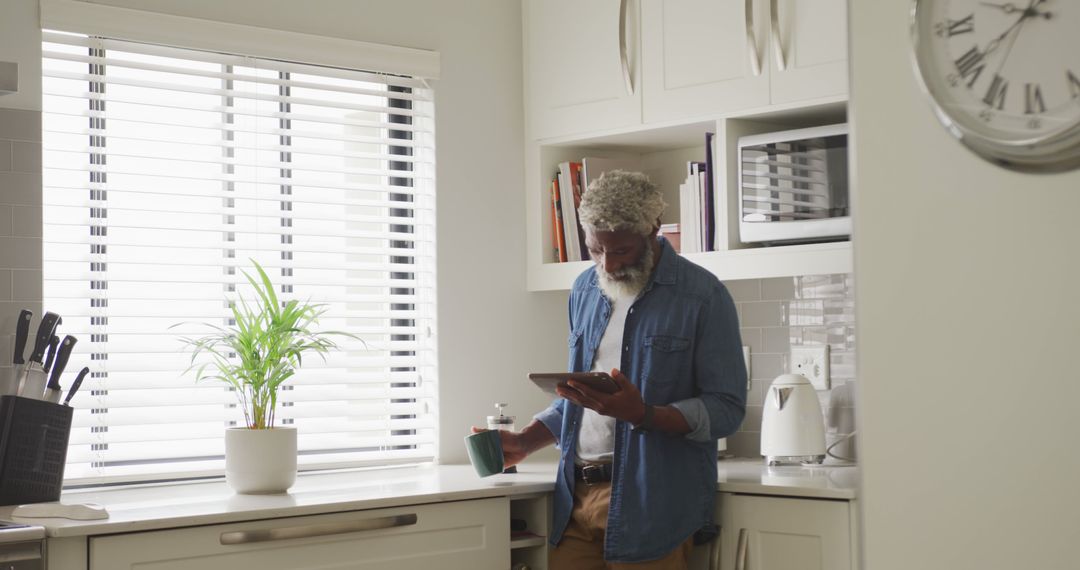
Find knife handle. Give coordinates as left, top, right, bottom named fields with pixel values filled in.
left=28, top=312, right=61, bottom=364
left=13, top=309, right=32, bottom=365
left=64, top=367, right=90, bottom=406
left=48, top=335, right=77, bottom=389
left=43, top=334, right=61, bottom=373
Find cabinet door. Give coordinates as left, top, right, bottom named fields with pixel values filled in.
left=89, top=498, right=509, bottom=570
left=524, top=0, right=641, bottom=140
left=641, top=0, right=769, bottom=124
left=718, top=494, right=851, bottom=570
left=767, top=0, right=848, bottom=105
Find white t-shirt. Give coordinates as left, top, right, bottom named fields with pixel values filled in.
left=576, top=292, right=635, bottom=464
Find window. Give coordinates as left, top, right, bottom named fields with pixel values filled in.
left=41, top=31, right=437, bottom=484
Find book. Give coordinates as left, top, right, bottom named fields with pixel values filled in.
left=557, top=161, right=584, bottom=262
left=679, top=179, right=700, bottom=254
left=704, top=132, right=716, bottom=251
left=550, top=178, right=568, bottom=262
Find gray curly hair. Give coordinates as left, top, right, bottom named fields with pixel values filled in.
left=577, top=170, right=666, bottom=235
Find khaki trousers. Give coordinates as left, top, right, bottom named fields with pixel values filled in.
left=548, top=480, right=694, bottom=570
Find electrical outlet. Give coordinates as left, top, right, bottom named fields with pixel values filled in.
left=790, top=346, right=830, bottom=390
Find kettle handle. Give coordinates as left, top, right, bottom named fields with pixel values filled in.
left=773, top=386, right=794, bottom=411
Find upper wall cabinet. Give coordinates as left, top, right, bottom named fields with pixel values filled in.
left=642, top=0, right=848, bottom=124
left=523, top=0, right=848, bottom=140
left=524, top=0, right=642, bottom=140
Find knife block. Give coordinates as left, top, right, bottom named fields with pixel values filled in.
left=0, top=395, right=73, bottom=506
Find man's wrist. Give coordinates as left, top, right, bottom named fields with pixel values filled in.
left=631, top=404, right=655, bottom=433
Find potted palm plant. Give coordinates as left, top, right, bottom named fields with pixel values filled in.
left=177, top=260, right=357, bottom=494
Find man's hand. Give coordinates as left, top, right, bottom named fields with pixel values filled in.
left=557, top=368, right=647, bottom=425
left=470, top=419, right=556, bottom=468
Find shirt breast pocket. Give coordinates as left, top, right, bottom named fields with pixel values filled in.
left=642, top=334, right=691, bottom=389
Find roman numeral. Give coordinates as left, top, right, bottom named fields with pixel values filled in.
left=983, top=74, right=1008, bottom=110
left=955, top=47, right=985, bottom=87
left=1068, top=70, right=1080, bottom=99
left=948, top=14, right=975, bottom=36
left=1024, top=83, right=1046, bottom=114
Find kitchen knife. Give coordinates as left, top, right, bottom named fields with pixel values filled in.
left=42, top=334, right=60, bottom=375
left=17, top=312, right=61, bottom=399
left=63, top=366, right=89, bottom=406
left=12, top=309, right=31, bottom=366
left=44, top=335, right=77, bottom=404
left=1, top=310, right=32, bottom=396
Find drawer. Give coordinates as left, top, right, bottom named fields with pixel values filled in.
left=90, top=497, right=509, bottom=570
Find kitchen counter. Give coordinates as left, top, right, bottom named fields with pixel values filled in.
left=0, top=459, right=856, bottom=538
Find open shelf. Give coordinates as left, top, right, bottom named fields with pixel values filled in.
left=525, top=103, right=851, bottom=292
left=511, top=533, right=548, bottom=549
left=527, top=240, right=851, bottom=291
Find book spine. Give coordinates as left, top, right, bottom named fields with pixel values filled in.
left=570, top=162, right=587, bottom=260
left=551, top=178, right=568, bottom=262
left=705, top=132, right=716, bottom=252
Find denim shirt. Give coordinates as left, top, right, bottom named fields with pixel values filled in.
left=534, top=237, right=747, bottom=563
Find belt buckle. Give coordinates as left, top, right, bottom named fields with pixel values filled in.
left=581, top=464, right=604, bottom=485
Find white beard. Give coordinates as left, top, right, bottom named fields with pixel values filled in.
left=595, top=239, right=656, bottom=300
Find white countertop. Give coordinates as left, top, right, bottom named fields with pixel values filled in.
left=0, top=459, right=856, bottom=538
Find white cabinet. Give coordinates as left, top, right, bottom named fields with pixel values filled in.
left=522, top=0, right=852, bottom=290
left=713, top=494, right=854, bottom=570
left=510, top=493, right=551, bottom=570
left=767, top=0, right=849, bottom=105
left=641, top=0, right=847, bottom=124
left=88, top=498, right=509, bottom=570
left=524, top=0, right=641, bottom=140
left=640, top=0, right=767, bottom=123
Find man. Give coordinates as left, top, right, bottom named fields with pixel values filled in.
left=493, top=170, right=746, bottom=568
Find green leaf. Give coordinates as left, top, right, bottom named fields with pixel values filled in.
left=174, top=258, right=363, bottom=429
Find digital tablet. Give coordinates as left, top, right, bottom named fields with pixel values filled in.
left=528, top=372, right=619, bottom=398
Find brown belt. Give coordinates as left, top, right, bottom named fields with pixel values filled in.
left=574, top=463, right=613, bottom=485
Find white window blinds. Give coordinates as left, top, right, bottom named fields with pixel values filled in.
left=41, top=31, right=438, bottom=485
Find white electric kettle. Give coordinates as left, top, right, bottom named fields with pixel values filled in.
left=760, top=373, right=826, bottom=466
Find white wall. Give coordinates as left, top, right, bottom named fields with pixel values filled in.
left=1, top=0, right=567, bottom=465
left=850, top=3, right=1080, bottom=569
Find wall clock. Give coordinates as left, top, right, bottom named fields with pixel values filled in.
left=911, top=0, right=1080, bottom=172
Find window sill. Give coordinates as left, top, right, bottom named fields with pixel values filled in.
left=2, top=462, right=559, bottom=538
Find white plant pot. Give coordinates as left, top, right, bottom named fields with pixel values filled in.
left=225, top=426, right=297, bottom=494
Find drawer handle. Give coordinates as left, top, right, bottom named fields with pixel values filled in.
left=220, top=513, right=418, bottom=545
left=735, top=528, right=749, bottom=570
left=770, top=0, right=787, bottom=71
left=745, top=0, right=762, bottom=76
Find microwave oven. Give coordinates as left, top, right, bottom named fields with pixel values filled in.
left=738, top=123, right=850, bottom=245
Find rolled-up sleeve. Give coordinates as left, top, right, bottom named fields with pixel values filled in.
left=670, top=398, right=712, bottom=442
left=533, top=398, right=566, bottom=447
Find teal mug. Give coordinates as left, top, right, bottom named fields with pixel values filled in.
left=464, top=429, right=504, bottom=477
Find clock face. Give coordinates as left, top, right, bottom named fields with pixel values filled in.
left=912, top=0, right=1080, bottom=171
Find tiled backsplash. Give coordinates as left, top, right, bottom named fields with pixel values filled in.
left=0, top=107, right=44, bottom=375
left=723, top=273, right=856, bottom=458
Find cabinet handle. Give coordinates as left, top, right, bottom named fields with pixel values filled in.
left=619, top=0, right=634, bottom=95
left=745, top=0, right=762, bottom=76
left=770, top=0, right=787, bottom=71
left=708, top=527, right=723, bottom=570
left=219, top=513, right=418, bottom=545
left=735, top=528, right=749, bottom=570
